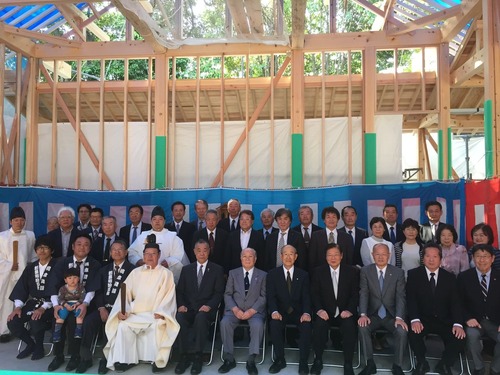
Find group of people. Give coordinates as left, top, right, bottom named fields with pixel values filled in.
left=0, top=198, right=499, bottom=375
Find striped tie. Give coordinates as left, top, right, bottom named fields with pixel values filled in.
left=481, top=274, right=488, bottom=301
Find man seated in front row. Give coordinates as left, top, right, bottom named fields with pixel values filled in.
left=406, top=243, right=465, bottom=375
left=358, top=243, right=408, bottom=375
left=103, top=239, right=179, bottom=374
left=175, top=239, right=225, bottom=375
left=458, top=244, right=500, bottom=375
left=267, top=244, right=311, bottom=375
left=218, top=248, right=267, bottom=375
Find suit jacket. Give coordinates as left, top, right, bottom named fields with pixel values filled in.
left=338, top=226, right=368, bottom=267
left=218, top=217, right=240, bottom=233
left=292, top=223, right=322, bottom=247
left=191, top=228, right=229, bottom=266
left=266, top=266, right=311, bottom=317
left=119, top=222, right=152, bottom=248
left=260, top=227, right=278, bottom=241
left=93, top=260, right=135, bottom=308
left=419, top=222, right=446, bottom=244
left=406, top=266, right=462, bottom=326
left=457, top=267, right=500, bottom=325
left=90, top=234, right=121, bottom=267
left=308, top=229, right=354, bottom=273
left=264, top=229, right=306, bottom=271
left=47, top=227, right=82, bottom=258
left=224, top=267, right=267, bottom=315
left=190, top=219, right=205, bottom=231
left=383, top=223, right=405, bottom=244
left=359, top=263, right=406, bottom=320
left=176, top=261, right=225, bottom=312
left=166, top=220, right=197, bottom=256
left=226, top=229, right=265, bottom=272
left=311, top=264, right=359, bottom=318
left=82, top=226, right=103, bottom=242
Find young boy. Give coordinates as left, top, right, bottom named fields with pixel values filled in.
left=53, top=268, right=85, bottom=342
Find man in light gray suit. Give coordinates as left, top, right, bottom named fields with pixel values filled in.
left=358, top=243, right=408, bottom=375
left=218, top=248, right=267, bottom=375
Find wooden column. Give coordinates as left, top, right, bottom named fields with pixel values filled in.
left=154, top=54, right=168, bottom=188
left=437, top=42, right=451, bottom=180
left=363, top=46, right=377, bottom=184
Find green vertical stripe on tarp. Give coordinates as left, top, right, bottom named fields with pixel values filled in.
left=155, top=136, right=166, bottom=189
left=447, top=128, right=452, bottom=180
left=364, top=133, right=376, bottom=184
left=437, top=129, right=443, bottom=180
left=291, top=133, right=303, bottom=188
left=485, top=99, right=494, bottom=179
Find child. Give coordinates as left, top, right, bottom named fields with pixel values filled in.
left=53, top=268, right=86, bottom=343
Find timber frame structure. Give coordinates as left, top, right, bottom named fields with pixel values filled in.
left=0, top=0, right=499, bottom=190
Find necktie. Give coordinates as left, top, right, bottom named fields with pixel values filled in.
left=104, top=238, right=111, bottom=261
left=378, top=270, right=386, bottom=318
left=197, top=264, right=203, bottom=287
left=277, top=232, right=285, bottom=266
left=199, top=221, right=203, bottom=231
left=430, top=272, right=436, bottom=293
left=303, top=227, right=310, bottom=244
left=328, top=231, right=334, bottom=244
left=176, top=223, right=180, bottom=234
left=113, top=265, right=120, bottom=281
left=390, top=227, right=396, bottom=243
left=75, top=261, right=83, bottom=280
left=209, top=232, right=215, bottom=251
left=244, top=271, right=250, bottom=295
left=264, top=230, right=269, bottom=239
left=332, top=270, right=339, bottom=317
left=93, top=229, right=98, bottom=240
left=286, top=270, right=292, bottom=294
left=348, top=230, right=354, bottom=246
left=131, top=226, right=138, bottom=243
left=481, top=274, right=488, bottom=301
left=231, top=219, right=236, bottom=231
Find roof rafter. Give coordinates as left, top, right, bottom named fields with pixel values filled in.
left=388, top=5, right=462, bottom=36
left=441, top=0, right=482, bottom=42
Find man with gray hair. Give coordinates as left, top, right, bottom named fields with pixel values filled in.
left=90, top=216, right=120, bottom=267
left=219, top=248, right=267, bottom=375
left=259, top=208, right=277, bottom=241
left=47, top=206, right=81, bottom=258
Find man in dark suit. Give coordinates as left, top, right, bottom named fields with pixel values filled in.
left=310, top=244, right=359, bottom=375
left=338, top=206, right=368, bottom=267
left=46, top=234, right=101, bottom=372
left=191, top=209, right=228, bottom=266
left=292, top=206, right=322, bottom=250
left=90, top=216, right=120, bottom=267
left=458, top=244, right=500, bottom=375
left=82, top=207, right=104, bottom=242
left=218, top=198, right=241, bottom=232
left=267, top=245, right=311, bottom=375
left=309, top=206, right=354, bottom=272
left=226, top=210, right=265, bottom=272
left=191, top=199, right=209, bottom=231
left=218, top=248, right=267, bottom=375
left=358, top=243, right=408, bottom=375
left=382, top=204, right=405, bottom=245
left=407, top=243, right=465, bottom=375
left=118, top=204, right=152, bottom=248
left=166, top=201, right=196, bottom=257
left=420, top=201, right=446, bottom=243
left=175, top=239, right=225, bottom=375
left=75, top=203, right=91, bottom=231
left=259, top=208, right=278, bottom=241
left=265, top=208, right=306, bottom=271
left=77, top=239, right=135, bottom=374
left=47, top=206, right=81, bottom=258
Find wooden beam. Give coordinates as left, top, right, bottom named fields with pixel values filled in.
left=389, top=5, right=462, bottom=36
left=0, top=23, right=36, bottom=57
left=55, top=4, right=86, bottom=41
left=441, top=0, right=482, bottom=42
left=419, top=113, right=438, bottom=128
left=2, top=25, right=82, bottom=47
left=350, top=0, right=405, bottom=28
left=291, top=0, right=306, bottom=49
left=210, top=56, right=291, bottom=187
left=450, top=49, right=484, bottom=87
left=227, top=0, right=250, bottom=34
left=244, top=0, right=264, bottom=34
left=59, top=3, right=110, bottom=42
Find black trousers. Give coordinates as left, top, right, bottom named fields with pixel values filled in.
left=7, top=301, right=53, bottom=349
left=176, top=310, right=217, bottom=354
left=313, top=314, right=357, bottom=362
left=269, top=311, right=311, bottom=363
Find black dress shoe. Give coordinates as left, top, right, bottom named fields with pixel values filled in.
left=269, top=359, right=287, bottom=374
left=359, top=359, right=377, bottom=375
left=66, top=355, right=81, bottom=371
left=152, top=363, right=167, bottom=373
left=413, top=360, right=430, bottom=375
left=98, top=359, right=108, bottom=374
left=310, top=359, right=323, bottom=375
left=17, top=344, right=35, bottom=359
left=298, top=361, right=309, bottom=375
left=246, top=361, right=258, bottom=375
left=344, top=362, right=355, bottom=375
left=435, top=361, right=453, bottom=375
left=190, top=358, right=203, bottom=374
left=218, top=360, right=236, bottom=373
left=0, top=334, right=11, bottom=343
left=392, top=364, right=404, bottom=375
left=48, top=355, right=65, bottom=372
left=76, top=359, right=93, bottom=373
left=175, top=359, right=191, bottom=374
left=31, top=347, right=45, bottom=361
left=114, top=363, right=135, bottom=373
